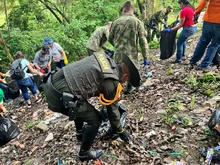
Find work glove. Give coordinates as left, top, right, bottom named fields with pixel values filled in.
left=40, top=68, right=45, bottom=74
left=118, top=129, right=132, bottom=143
left=143, top=59, right=149, bottom=66
left=164, top=28, right=172, bottom=32
left=64, top=56, right=68, bottom=65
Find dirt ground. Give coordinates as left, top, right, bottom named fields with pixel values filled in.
left=0, top=26, right=220, bottom=165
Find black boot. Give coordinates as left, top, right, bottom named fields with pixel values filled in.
left=74, top=120, right=84, bottom=142
left=78, top=124, right=103, bottom=161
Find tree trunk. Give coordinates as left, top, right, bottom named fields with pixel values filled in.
left=146, top=0, right=158, bottom=20
left=0, top=0, right=13, bottom=63
left=0, top=34, right=13, bottom=62
left=39, top=0, right=63, bottom=24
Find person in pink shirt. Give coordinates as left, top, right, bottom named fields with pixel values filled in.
left=165, top=0, right=197, bottom=64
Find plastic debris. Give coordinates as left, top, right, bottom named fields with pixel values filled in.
left=202, top=148, right=214, bottom=165
left=56, top=158, right=65, bottom=165
left=167, top=161, right=184, bottom=165
left=145, top=70, right=152, bottom=79
left=208, top=108, right=220, bottom=135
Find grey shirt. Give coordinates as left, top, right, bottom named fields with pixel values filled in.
left=34, top=50, right=51, bottom=68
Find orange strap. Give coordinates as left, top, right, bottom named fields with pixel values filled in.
left=99, top=83, right=123, bottom=106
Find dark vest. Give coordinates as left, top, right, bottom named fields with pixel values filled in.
left=63, top=52, right=119, bottom=98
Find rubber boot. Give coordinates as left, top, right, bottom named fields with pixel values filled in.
left=74, top=120, right=84, bottom=142
left=78, top=124, right=103, bottom=161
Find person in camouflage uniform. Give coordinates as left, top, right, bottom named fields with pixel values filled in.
left=109, top=1, right=148, bottom=63
left=86, top=22, right=112, bottom=56
left=146, top=6, right=173, bottom=42
left=109, top=1, right=148, bottom=94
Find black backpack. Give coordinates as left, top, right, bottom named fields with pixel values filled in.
left=10, top=59, right=27, bottom=80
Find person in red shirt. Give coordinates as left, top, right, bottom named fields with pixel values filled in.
left=190, top=0, right=220, bottom=71
left=165, top=0, right=197, bottom=64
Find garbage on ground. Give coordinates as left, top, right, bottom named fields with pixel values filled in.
left=200, top=146, right=220, bottom=164
left=208, top=108, right=220, bottom=135
left=145, top=70, right=152, bottom=79
left=166, top=161, right=184, bottom=165
left=0, top=117, right=20, bottom=146
left=99, top=103, right=127, bottom=139
left=202, top=148, right=214, bottom=165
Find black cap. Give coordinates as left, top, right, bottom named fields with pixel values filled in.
left=122, top=53, right=140, bottom=87
left=42, top=45, right=50, bottom=54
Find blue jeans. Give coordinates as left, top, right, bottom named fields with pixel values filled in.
left=0, top=83, right=9, bottom=100
left=176, top=26, right=197, bottom=62
left=55, top=60, right=65, bottom=69
left=16, top=77, right=37, bottom=100
left=190, top=21, right=220, bottom=68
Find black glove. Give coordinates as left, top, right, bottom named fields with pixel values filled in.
left=118, top=129, right=132, bottom=143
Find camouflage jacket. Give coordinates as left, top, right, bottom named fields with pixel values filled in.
left=86, top=25, right=109, bottom=52
left=150, top=9, right=169, bottom=25
left=109, top=13, right=148, bottom=62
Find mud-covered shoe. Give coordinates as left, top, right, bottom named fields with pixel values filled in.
left=78, top=150, right=104, bottom=162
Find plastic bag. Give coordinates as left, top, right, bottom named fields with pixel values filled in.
left=0, top=117, right=20, bottom=146
left=160, top=21, right=178, bottom=60
left=208, top=108, right=220, bottom=135
left=99, top=103, right=127, bottom=139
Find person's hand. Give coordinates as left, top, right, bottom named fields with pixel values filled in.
left=38, top=72, right=44, bottom=76
left=118, top=129, right=132, bottom=143
left=164, top=28, right=172, bottom=32
left=0, top=105, right=7, bottom=113
left=143, top=59, right=149, bottom=66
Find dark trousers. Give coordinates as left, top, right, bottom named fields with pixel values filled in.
left=55, top=60, right=65, bottom=69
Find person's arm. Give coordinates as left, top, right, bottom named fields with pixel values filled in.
left=138, top=21, right=148, bottom=60
left=102, top=79, right=122, bottom=132
left=171, top=17, right=185, bottom=31
left=27, top=63, right=42, bottom=75
left=0, top=72, right=5, bottom=77
left=59, top=49, right=66, bottom=58
left=33, top=52, right=41, bottom=70
left=34, top=63, right=41, bottom=70
left=108, top=23, right=115, bottom=46
left=47, top=60, right=51, bottom=67
left=195, top=0, right=208, bottom=14
left=157, top=11, right=166, bottom=25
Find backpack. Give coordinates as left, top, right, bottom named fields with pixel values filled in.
left=10, top=59, right=27, bottom=80
left=7, top=80, right=20, bottom=99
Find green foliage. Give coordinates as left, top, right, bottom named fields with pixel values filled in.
left=184, top=73, right=220, bottom=96
left=149, top=40, right=160, bottom=49
left=0, top=0, right=125, bottom=69
left=25, top=118, right=42, bottom=129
